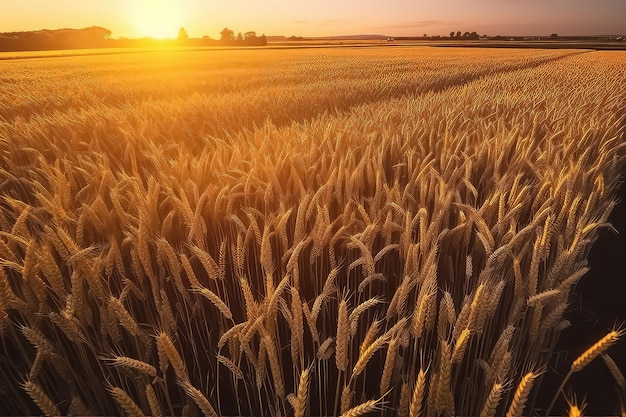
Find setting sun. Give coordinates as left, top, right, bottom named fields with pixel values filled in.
left=129, top=0, right=185, bottom=39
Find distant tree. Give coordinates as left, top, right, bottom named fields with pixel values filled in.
left=244, top=31, right=257, bottom=40
left=470, top=31, right=479, bottom=40
left=456, top=31, right=462, bottom=38
left=237, top=32, right=243, bottom=41
left=220, top=28, right=234, bottom=41
left=550, top=33, right=559, bottom=38
left=463, top=31, right=470, bottom=38
left=423, top=33, right=428, bottom=38
left=178, top=27, right=189, bottom=41
left=450, top=31, right=455, bottom=38
left=84, top=26, right=112, bottom=41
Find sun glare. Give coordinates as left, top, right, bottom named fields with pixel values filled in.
left=129, top=0, right=185, bottom=39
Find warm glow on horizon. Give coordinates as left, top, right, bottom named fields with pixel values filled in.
left=129, top=0, right=185, bottom=39
left=0, top=0, right=624, bottom=39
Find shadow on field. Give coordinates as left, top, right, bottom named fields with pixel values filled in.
left=537, top=113, right=626, bottom=416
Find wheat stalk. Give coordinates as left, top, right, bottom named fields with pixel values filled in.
left=2, top=47, right=626, bottom=417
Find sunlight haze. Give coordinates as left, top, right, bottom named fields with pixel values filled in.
left=0, top=0, right=625, bottom=38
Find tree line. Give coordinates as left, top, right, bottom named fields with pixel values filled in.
left=448, top=31, right=480, bottom=40
left=0, top=26, right=113, bottom=52
left=0, top=26, right=267, bottom=53
left=177, top=27, right=266, bottom=46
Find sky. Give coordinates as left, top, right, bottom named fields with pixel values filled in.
left=1, top=0, right=625, bottom=39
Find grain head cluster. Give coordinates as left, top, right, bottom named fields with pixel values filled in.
left=0, top=47, right=625, bottom=416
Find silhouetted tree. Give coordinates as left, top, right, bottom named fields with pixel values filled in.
left=450, top=31, right=455, bottom=38
left=178, top=27, right=189, bottom=41
left=463, top=31, right=470, bottom=38
left=550, top=33, right=559, bottom=38
left=456, top=31, right=462, bottom=37
left=237, top=32, right=243, bottom=41
left=244, top=31, right=257, bottom=40
left=84, top=26, right=112, bottom=40
left=0, top=26, right=115, bottom=51
left=220, top=28, right=234, bottom=41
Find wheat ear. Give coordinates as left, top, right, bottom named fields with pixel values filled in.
left=336, top=298, right=349, bottom=372
left=546, top=329, right=624, bottom=416
left=409, top=368, right=428, bottom=417
left=340, top=384, right=353, bottom=415
left=216, top=354, right=244, bottom=379
left=109, top=386, right=146, bottom=417
left=24, top=380, right=61, bottom=417
left=105, top=356, right=157, bottom=378
left=340, top=399, right=382, bottom=417
left=156, top=332, right=188, bottom=382
left=602, top=354, right=626, bottom=417
left=294, top=366, right=311, bottom=417
left=569, top=403, right=584, bottom=417
left=180, top=381, right=219, bottom=417
left=602, top=353, right=626, bottom=388
left=317, top=337, right=335, bottom=360
left=193, top=287, right=233, bottom=320
left=145, top=384, right=163, bottom=417
left=572, top=329, right=623, bottom=372
left=479, top=381, right=504, bottom=417
left=505, top=371, right=538, bottom=417
left=353, top=333, right=389, bottom=377
left=398, top=381, right=411, bottom=417
left=546, top=329, right=625, bottom=416
left=380, top=338, right=399, bottom=395
left=452, top=328, right=471, bottom=364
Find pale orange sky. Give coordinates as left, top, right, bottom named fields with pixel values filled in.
left=1, top=0, right=624, bottom=39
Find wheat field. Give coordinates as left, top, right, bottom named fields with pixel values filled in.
left=1, top=46, right=626, bottom=416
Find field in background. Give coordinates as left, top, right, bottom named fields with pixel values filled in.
left=1, top=47, right=626, bottom=416
left=3, top=38, right=625, bottom=62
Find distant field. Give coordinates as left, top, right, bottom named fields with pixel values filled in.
left=1, top=47, right=625, bottom=416
left=270, top=39, right=626, bottom=51
left=2, top=38, right=624, bottom=62
left=430, top=40, right=626, bottom=51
